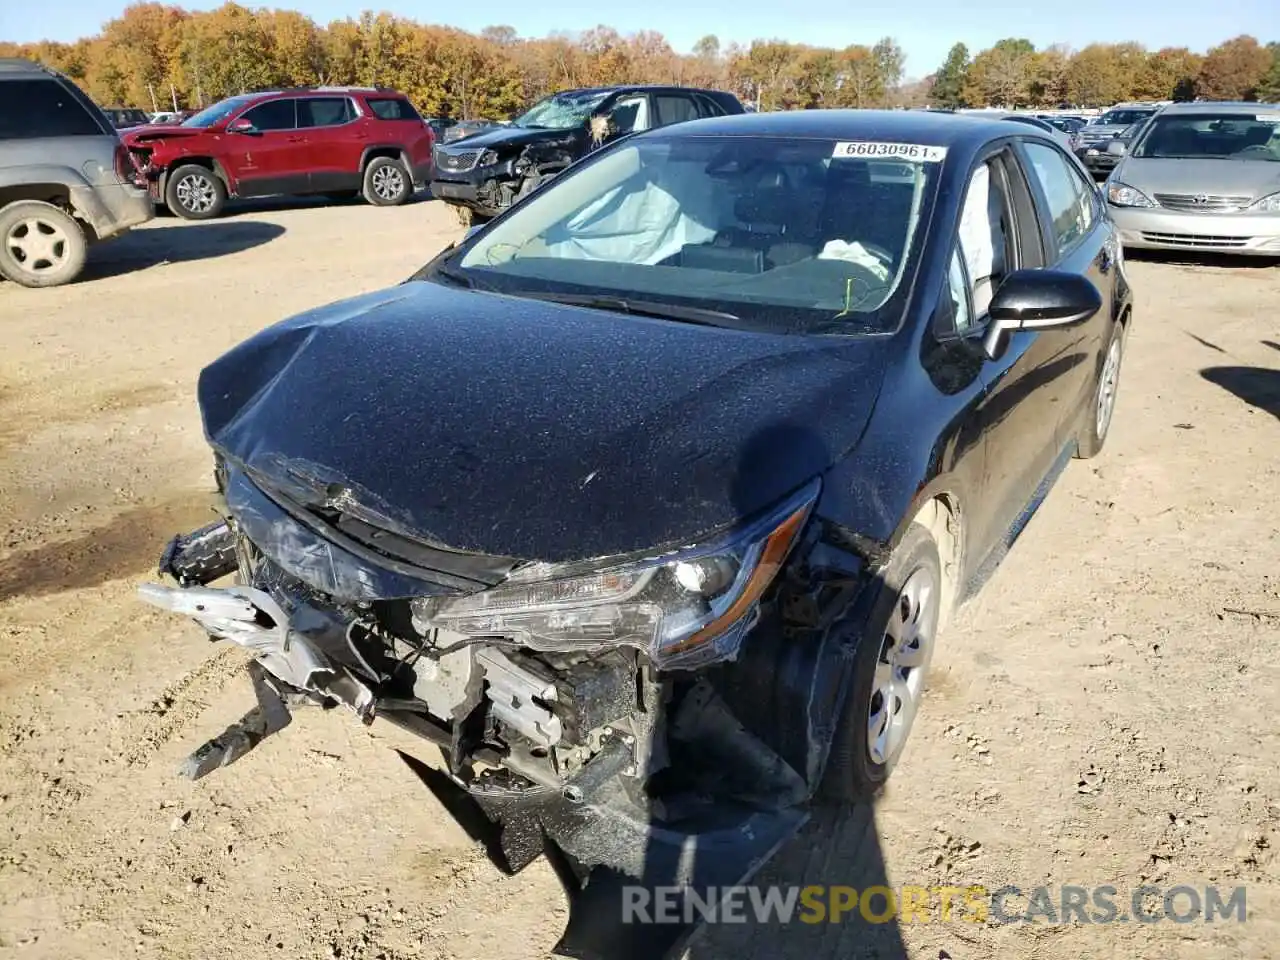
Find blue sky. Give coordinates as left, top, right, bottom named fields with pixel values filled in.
left=1, top=0, right=1275, bottom=77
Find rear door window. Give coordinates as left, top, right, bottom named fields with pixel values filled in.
left=366, top=98, right=420, bottom=122
left=693, top=93, right=727, bottom=117
left=241, top=99, right=297, bottom=131
left=654, top=95, right=700, bottom=126
left=297, top=97, right=354, bottom=128
left=0, top=78, right=105, bottom=139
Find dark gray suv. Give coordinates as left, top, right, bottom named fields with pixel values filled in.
left=0, top=59, right=154, bottom=287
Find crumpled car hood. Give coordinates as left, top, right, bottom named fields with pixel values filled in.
left=122, top=124, right=203, bottom=144
left=198, top=281, right=890, bottom=565
left=443, top=125, right=578, bottom=151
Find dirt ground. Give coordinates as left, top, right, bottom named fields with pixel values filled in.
left=0, top=195, right=1277, bottom=960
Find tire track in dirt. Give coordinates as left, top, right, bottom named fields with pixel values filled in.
left=121, top=646, right=248, bottom=766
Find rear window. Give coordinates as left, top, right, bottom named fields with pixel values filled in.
left=0, top=78, right=105, bottom=139
left=366, top=97, right=420, bottom=122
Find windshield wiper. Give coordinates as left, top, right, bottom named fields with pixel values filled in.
left=520, top=292, right=743, bottom=328
left=433, top=265, right=475, bottom=288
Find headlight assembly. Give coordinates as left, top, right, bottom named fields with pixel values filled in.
left=478, top=149, right=499, bottom=167
left=1248, top=192, right=1280, bottom=213
left=411, top=479, right=820, bottom=670
left=1106, top=182, right=1153, bottom=208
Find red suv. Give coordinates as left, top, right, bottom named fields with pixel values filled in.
left=123, top=86, right=434, bottom=220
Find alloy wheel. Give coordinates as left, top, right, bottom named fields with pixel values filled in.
left=372, top=165, right=405, bottom=201
left=867, top=566, right=938, bottom=766
left=5, top=216, right=70, bottom=278
left=1096, top=336, right=1123, bottom=441
left=176, top=173, right=217, bottom=214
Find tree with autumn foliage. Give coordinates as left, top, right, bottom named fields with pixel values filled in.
left=1, top=6, right=1275, bottom=116
left=1196, top=35, right=1274, bottom=100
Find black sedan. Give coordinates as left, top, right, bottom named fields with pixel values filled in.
left=140, top=109, right=1133, bottom=958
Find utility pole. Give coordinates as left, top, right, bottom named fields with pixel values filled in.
left=170, top=82, right=178, bottom=111
left=148, top=82, right=158, bottom=112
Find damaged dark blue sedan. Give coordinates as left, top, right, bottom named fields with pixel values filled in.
left=141, top=109, right=1133, bottom=958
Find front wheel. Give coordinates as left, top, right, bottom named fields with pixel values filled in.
left=820, top=523, right=943, bottom=802
left=165, top=164, right=226, bottom=220
left=0, top=200, right=88, bottom=288
left=1075, top=320, right=1125, bottom=459
left=363, top=157, right=411, bottom=206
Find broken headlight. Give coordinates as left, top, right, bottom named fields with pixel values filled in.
left=411, top=479, right=819, bottom=670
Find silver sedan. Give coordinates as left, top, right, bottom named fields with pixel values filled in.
left=1105, top=101, right=1280, bottom=256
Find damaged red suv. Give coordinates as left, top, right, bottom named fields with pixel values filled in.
left=123, top=86, right=434, bottom=219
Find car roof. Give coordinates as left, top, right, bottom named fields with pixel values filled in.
left=1156, top=100, right=1280, bottom=115
left=219, top=86, right=410, bottom=103
left=0, top=58, right=58, bottom=78
left=652, top=108, right=1037, bottom=151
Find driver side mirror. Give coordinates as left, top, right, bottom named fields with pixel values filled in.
left=981, top=269, right=1102, bottom=360
left=227, top=118, right=257, bottom=134
left=1105, top=138, right=1127, bottom=156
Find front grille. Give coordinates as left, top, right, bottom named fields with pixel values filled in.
left=435, top=149, right=479, bottom=173
left=1154, top=193, right=1251, bottom=213
left=1141, top=232, right=1250, bottom=248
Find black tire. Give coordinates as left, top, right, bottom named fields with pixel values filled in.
left=820, top=523, right=943, bottom=802
left=0, top=200, right=88, bottom=288
left=1075, top=319, right=1125, bottom=459
left=362, top=157, right=411, bottom=206
left=165, top=164, right=226, bottom=220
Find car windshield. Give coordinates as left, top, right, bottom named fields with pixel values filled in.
left=513, top=91, right=611, bottom=130
left=1132, top=113, right=1280, bottom=161
left=182, top=95, right=257, bottom=128
left=1096, top=109, right=1154, bottom=127
left=435, top=134, right=939, bottom=335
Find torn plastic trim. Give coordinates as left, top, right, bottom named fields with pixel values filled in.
left=137, top=581, right=375, bottom=719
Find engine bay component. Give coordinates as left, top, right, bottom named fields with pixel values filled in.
left=476, top=646, right=562, bottom=747
left=158, top=519, right=238, bottom=586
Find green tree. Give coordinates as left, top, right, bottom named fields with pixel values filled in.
left=930, top=42, right=969, bottom=108
left=1258, top=43, right=1280, bottom=102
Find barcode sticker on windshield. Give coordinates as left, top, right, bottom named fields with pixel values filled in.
left=833, top=141, right=948, bottom=162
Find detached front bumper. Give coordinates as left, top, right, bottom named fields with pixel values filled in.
left=1108, top=206, right=1280, bottom=255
